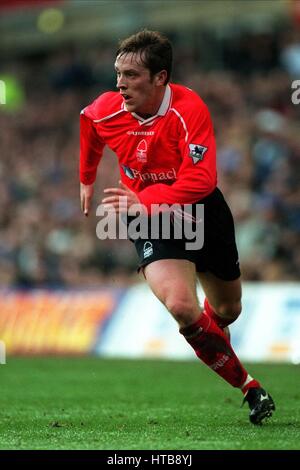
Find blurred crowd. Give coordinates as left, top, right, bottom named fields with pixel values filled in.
left=0, top=27, right=299, bottom=287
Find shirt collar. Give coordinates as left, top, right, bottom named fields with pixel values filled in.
left=156, top=84, right=172, bottom=116
left=123, top=84, right=172, bottom=123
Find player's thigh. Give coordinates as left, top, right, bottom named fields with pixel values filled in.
left=143, top=259, right=199, bottom=314
left=197, top=270, right=242, bottom=314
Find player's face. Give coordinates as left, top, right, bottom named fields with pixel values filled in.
left=115, top=52, right=167, bottom=116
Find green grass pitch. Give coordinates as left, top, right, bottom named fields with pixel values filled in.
left=0, top=357, right=299, bottom=450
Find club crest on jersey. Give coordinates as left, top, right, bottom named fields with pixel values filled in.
left=136, top=139, right=148, bottom=163
left=189, top=144, right=207, bottom=164
left=143, top=241, right=153, bottom=258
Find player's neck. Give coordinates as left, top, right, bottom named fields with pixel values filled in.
left=137, top=112, right=153, bottom=119
left=136, top=87, right=166, bottom=119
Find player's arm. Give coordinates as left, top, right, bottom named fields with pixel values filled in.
left=79, top=111, right=105, bottom=216
left=137, top=103, right=217, bottom=212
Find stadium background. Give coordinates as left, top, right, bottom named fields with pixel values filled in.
left=0, top=0, right=300, bottom=450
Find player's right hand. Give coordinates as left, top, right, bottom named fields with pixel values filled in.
left=80, top=183, right=94, bottom=217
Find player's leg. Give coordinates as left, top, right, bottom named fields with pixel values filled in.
left=143, top=258, right=200, bottom=328
left=143, top=258, right=275, bottom=424
left=197, top=271, right=257, bottom=387
left=197, top=271, right=275, bottom=423
left=197, top=271, right=242, bottom=331
left=144, top=259, right=254, bottom=391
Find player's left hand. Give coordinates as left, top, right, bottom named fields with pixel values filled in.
left=102, top=181, right=145, bottom=215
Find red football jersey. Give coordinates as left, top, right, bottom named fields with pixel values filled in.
left=80, top=83, right=217, bottom=212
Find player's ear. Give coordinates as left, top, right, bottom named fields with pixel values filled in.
left=155, top=70, right=167, bottom=86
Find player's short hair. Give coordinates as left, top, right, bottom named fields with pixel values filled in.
left=116, top=29, right=172, bottom=85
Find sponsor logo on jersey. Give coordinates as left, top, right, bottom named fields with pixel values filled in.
left=189, top=143, right=207, bottom=164
left=121, top=165, right=177, bottom=183
left=136, top=139, right=148, bottom=163
left=143, top=241, right=153, bottom=258
left=127, top=130, right=155, bottom=136
left=121, top=165, right=135, bottom=179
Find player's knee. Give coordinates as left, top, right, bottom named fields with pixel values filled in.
left=217, top=301, right=242, bottom=320
left=165, top=296, right=199, bottom=326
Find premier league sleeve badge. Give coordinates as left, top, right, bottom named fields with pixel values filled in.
left=189, top=143, right=208, bottom=164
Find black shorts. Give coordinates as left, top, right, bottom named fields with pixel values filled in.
left=131, top=187, right=241, bottom=281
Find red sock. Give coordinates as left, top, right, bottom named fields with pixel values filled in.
left=203, top=299, right=261, bottom=392
left=180, top=312, right=249, bottom=388
left=204, top=298, right=234, bottom=329
left=241, top=378, right=261, bottom=395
